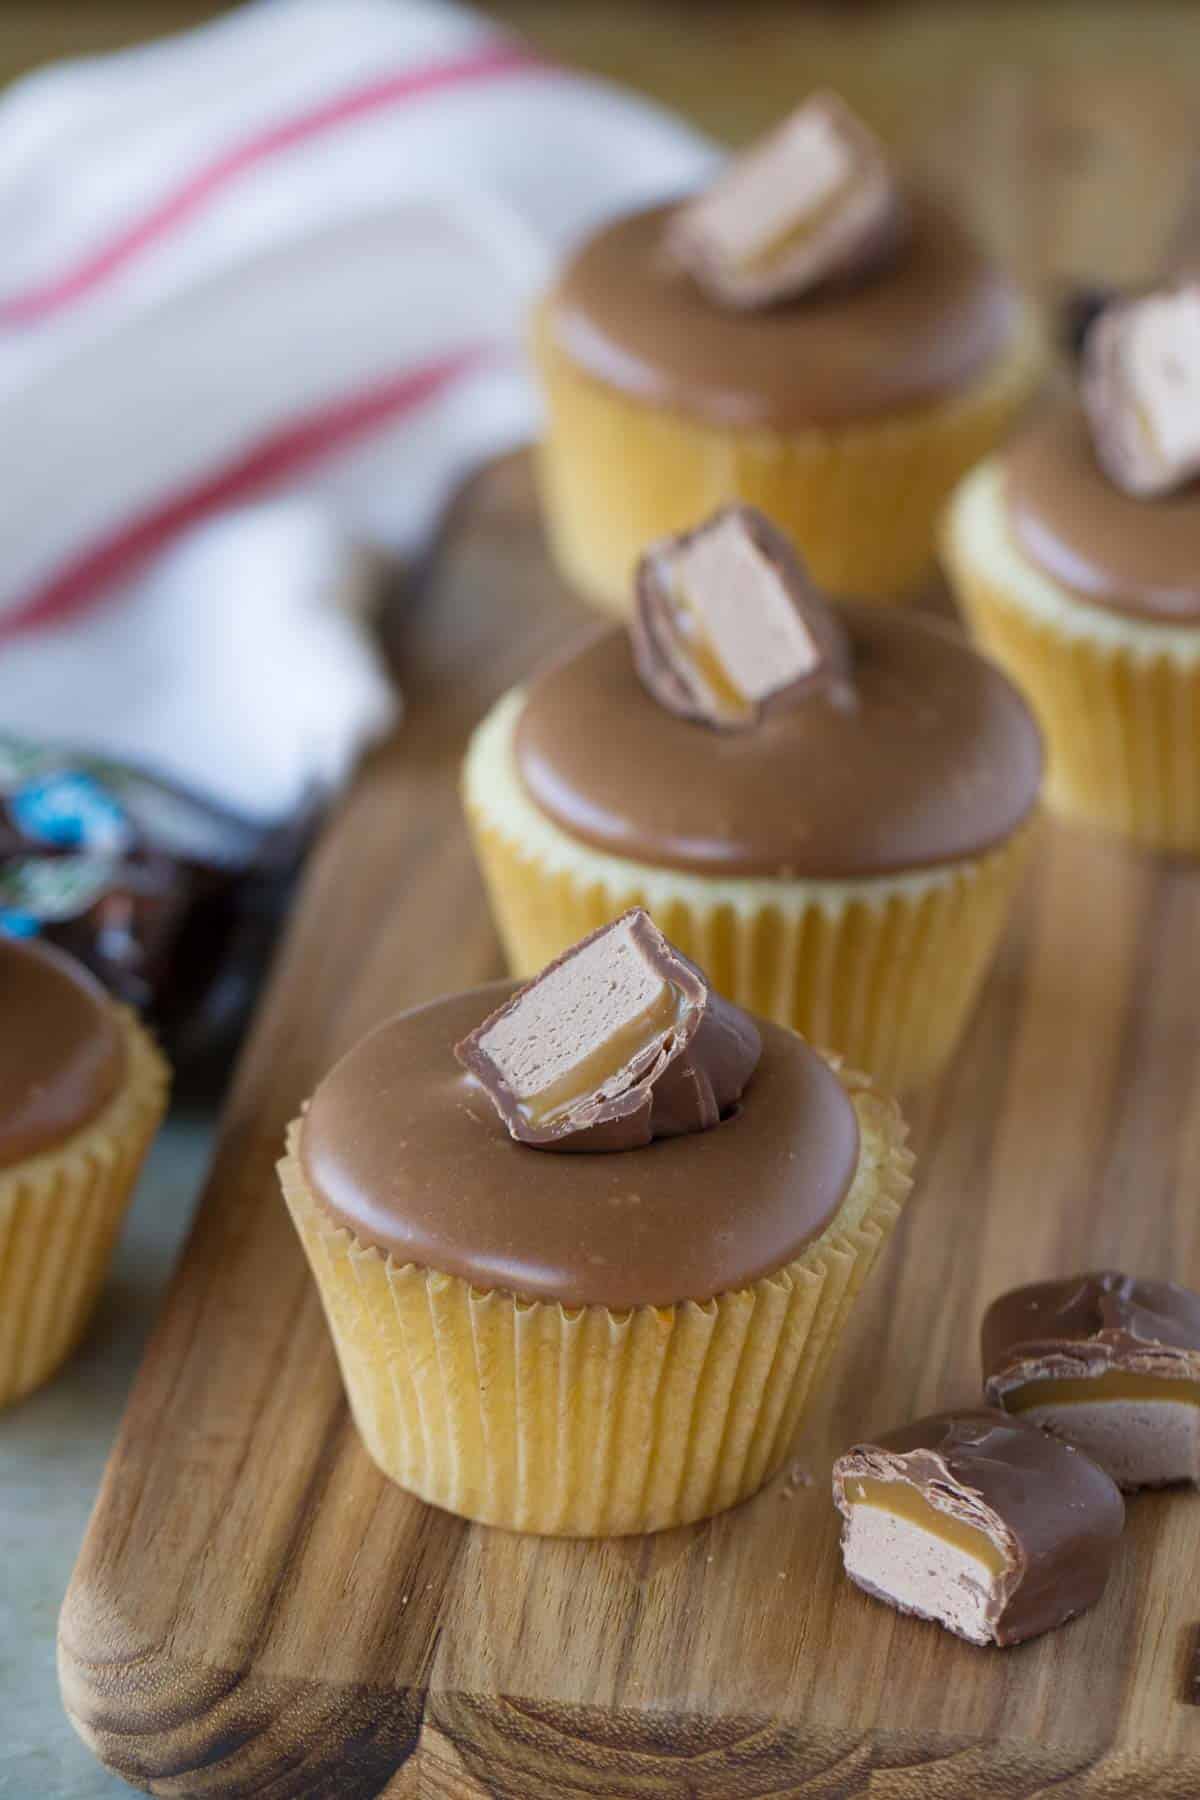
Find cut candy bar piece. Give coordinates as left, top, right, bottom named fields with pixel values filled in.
left=631, top=506, right=851, bottom=730
left=454, top=908, right=761, bottom=1153
left=982, top=1271, right=1200, bottom=1489
left=1082, top=284, right=1200, bottom=496
left=832, top=1409, right=1123, bottom=1647
left=667, top=92, right=904, bottom=310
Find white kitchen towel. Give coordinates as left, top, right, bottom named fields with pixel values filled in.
left=0, top=0, right=714, bottom=821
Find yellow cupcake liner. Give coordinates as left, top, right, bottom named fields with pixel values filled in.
left=279, top=1068, right=911, bottom=1538
left=531, top=297, right=1043, bottom=613
left=462, top=690, right=1035, bottom=1093
left=0, top=1010, right=168, bottom=1409
left=945, top=461, right=1200, bottom=854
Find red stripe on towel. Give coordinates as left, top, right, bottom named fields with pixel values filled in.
left=0, top=345, right=509, bottom=639
left=0, top=44, right=545, bottom=326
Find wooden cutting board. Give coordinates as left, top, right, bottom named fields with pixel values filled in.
left=57, top=450, right=1200, bottom=1797
left=55, top=56, right=1200, bottom=1795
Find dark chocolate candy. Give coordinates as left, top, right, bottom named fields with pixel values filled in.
left=630, top=506, right=852, bottom=730
left=454, top=908, right=761, bottom=1153
left=833, top=1408, right=1124, bottom=1647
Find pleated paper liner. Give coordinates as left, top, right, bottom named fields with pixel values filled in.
left=531, top=297, right=1043, bottom=615
left=462, top=691, right=1036, bottom=1094
left=945, top=462, right=1200, bottom=854
left=279, top=1068, right=911, bottom=1538
left=0, top=1011, right=168, bottom=1409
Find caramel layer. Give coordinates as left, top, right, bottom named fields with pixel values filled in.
left=667, top=582, right=755, bottom=721
left=1005, top=1370, right=1200, bottom=1412
left=846, top=1476, right=1007, bottom=1576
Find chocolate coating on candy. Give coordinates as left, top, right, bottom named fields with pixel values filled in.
left=833, top=1408, right=1124, bottom=1647
left=1082, top=284, right=1200, bottom=497
left=983, top=1271, right=1200, bottom=1373
left=1005, top=401, right=1200, bottom=623
left=666, top=93, right=904, bottom=310
left=516, top=611, right=1042, bottom=880
left=0, top=937, right=127, bottom=1169
left=631, top=507, right=851, bottom=730
left=982, top=1273, right=1200, bottom=1488
left=455, top=910, right=760, bottom=1152
left=302, top=980, right=860, bottom=1308
left=548, top=190, right=1022, bottom=431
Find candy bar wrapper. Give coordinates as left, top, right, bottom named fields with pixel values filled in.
left=944, top=462, right=1200, bottom=854
left=531, top=299, right=1043, bottom=613
left=0, top=1011, right=168, bottom=1408
left=463, top=690, right=1035, bottom=1094
left=278, top=1069, right=911, bottom=1537
left=0, top=733, right=312, bottom=1076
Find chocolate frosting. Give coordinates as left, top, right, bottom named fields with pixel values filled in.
left=835, top=1408, right=1125, bottom=1646
left=1006, top=402, right=1200, bottom=622
left=515, top=612, right=1042, bottom=880
left=455, top=911, right=761, bottom=1152
left=0, top=937, right=127, bottom=1170
left=300, top=981, right=861, bottom=1308
left=983, top=1271, right=1200, bottom=1388
left=547, top=191, right=1022, bottom=429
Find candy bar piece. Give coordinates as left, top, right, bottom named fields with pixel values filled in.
left=832, top=1409, right=1123, bottom=1647
left=667, top=92, right=904, bottom=309
left=1082, top=284, right=1200, bottom=495
left=630, top=506, right=851, bottom=730
left=982, top=1271, right=1200, bottom=1490
left=455, top=908, right=760, bottom=1153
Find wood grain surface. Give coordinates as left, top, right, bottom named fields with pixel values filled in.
left=50, top=17, right=1200, bottom=1800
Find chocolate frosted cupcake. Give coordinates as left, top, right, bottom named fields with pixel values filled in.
left=464, top=507, right=1042, bottom=1092
left=0, top=938, right=168, bottom=1406
left=944, top=282, right=1200, bottom=852
left=534, top=92, right=1041, bottom=612
left=278, top=912, right=912, bottom=1536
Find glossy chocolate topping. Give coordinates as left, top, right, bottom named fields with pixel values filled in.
left=300, top=982, right=861, bottom=1308
left=0, top=937, right=126, bottom=1170
left=547, top=191, right=1021, bottom=429
left=834, top=1408, right=1125, bottom=1646
left=983, top=1271, right=1200, bottom=1381
left=515, top=612, right=1042, bottom=880
left=1006, top=402, right=1200, bottom=622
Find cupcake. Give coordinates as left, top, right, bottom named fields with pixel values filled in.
left=278, top=909, right=912, bottom=1536
left=944, top=282, right=1200, bottom=853
left=533, top=92, right=1041, bottom=614
left=464, top=506, right=1042, bottom=1093
left=0, top=937, right=168, bottom=1407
